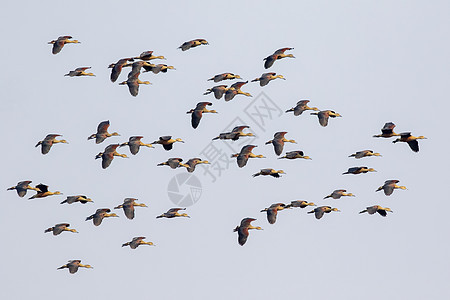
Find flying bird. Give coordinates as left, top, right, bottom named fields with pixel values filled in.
left=120, top=136, right=153, bottom=155
left=152, top=136, right=184, bottom=151
left=324, top=189, right=355, bottom=199
left=204, top=85, right=229, bottom=99
left=278, top=150, right=311, bottom=160
left=7, top=181, right=40, bottom=197
left=45, top=223, right=78, bottom=236
left=85, top=208, right=118, bottom=226
left=286, top=100, right=319, bottom=116
left=265, top=132, right=296, bottom=156
left=307, top=206, right=340, bottom=219
left=186, top=102, right=218, bottom=129
left=157, top=158, right=189, bottom=169
left=29, top=184, right=62, bottom=199
left=48, top=36, right=80, bottom=54
left=376, top=180, right=407, bottom=196
left=114, top=198, right=147, bottom=220
left=251, top=72, right=285, bottom=86
left=60, top=195, right=93, bottom=204
left=263, top=47, right=294, bottom=69
left=359, top=205, right=393, bottom=217
left=64, top=67, right=95, bottom=77
left=342, top=167, right=376, bottom=175
left=310, top=110, right=342, bottom=127
left=373, top=122, right=399, bottom=138
left=95, top=144, right=128, bottom=169
left=208, top=73, right=241, bottom=82
left=231, top=145, right=265, bottom=168
left=260, top=203, right=289, bottom=224
left=182, top=158, right=210, bottom=173
left=233, top=218, right=262, bottom=246
left=224, top=81, right=252, bottom=101
left=119, top=72, right=150, bottom=96
left=156, top=208, right=190, bottom=218
left=212, top=125, right=253, bottom=141
left=392, top=132, right=426, bottom=152
left=252, top=168, right=286, bottom=178
left=35, top=134, right=68, bottom=154
left=122, top=237, right=155, bottom=249
left=349, top=150, right=382, bottom=159
left=88, top=120, right=120, bottom=144
left=285, top=200, right=316, bottom=209
left=57, top=260, right=92, bottom=274
left=178, top=39, right=208, bottom=51
left=109, top=58, right=134, bottom=82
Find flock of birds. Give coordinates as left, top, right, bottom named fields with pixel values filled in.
left=6, top=35, right=428, bottom=273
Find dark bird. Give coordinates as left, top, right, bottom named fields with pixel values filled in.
left=342, top=166, right=376, bottom=175
left=29, top=184, right=62, bottom=199
left=251, top=72, right=285, bottom=86
left=265, top=132, right=296, bottom=156
left=359, top=205, right=393, bottom=217
left=64, top=67, right=95, bottom=77
left=120, top=136, right=153, bottom=155
left=260, top=203, right=289, bottom=224
left=36, top=134, right=68, bottom=154
left=143, top=63, right=175, bottom=74
left=122, top=237, right=155, bottom=249
left=186, top=102, right=218, bottom=129
left=7, top=181, right=40, bottom=197
left=119, top=72, right=150, bottom=96
left=307, top=206, right=340, bottom=219
left=45, top=223, right=78, bottom=236
left=88, top=120, right=120, bottom=144
left=157, top=158, right=189, bottom=169
left=85, top=208, right=118, bottom=226
left=204, top=85, right=229, bottom=99
left=278, top=150, right=311, bottom=160
left=57, top=260, right=92, bottom=274
left=48, top=36, right=80, bottom=54
left=285, top=200, right=316, bottom=209
left=152, top=136, right=184, bottom=151
left=60, top=195, right=93, bottom=204
left=324, top=189, right=355, bottom=199
left=263, top=47, right=295, bottom=69
left=108, top=58, right=134, bottom=82
left=224, top=81, right=252, bottom=101
left=178, top=39, right=208, bottom=51
left=156, top=208, right=190, bottom=218
left=212, top=125, right=253, bottom=141
left=233, top=218, right=262, bottom=246
left=133, top=51, right=166, bottom=61
left=231, top=145, right=265, bottom=168
left=252, top=168, right=285, bottom=178
left=349, top=150, right=382, bottom=159
left=182, top=158, right=210, bottom=173
left=286, top=100, right=319, bottom=116
left=114, top=198, right=147, bottom=220
left=208, top=73, right=241, bottom=82
left=373, top=122, right=399, bottom=138
left=95, top=144, right=128, bottom=169
left=393, top=132, right=426, bottom=152
left=310, top=110, right=342, bottom=127
left=376, top=180, right=407, bottom=196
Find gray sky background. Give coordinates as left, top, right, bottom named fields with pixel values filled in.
left=1, top=1, right=449, bottom=299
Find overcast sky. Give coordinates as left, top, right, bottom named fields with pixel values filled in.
left=1, top=1, right=449, bottom=299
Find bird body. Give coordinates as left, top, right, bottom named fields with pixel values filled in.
left=157, top=208, right=190, bottom=218
left=208, top=73, right=241, bottom=83
left=95, top=144, right=128, bottom=169
left=57, top=260, right=92, bottom=274
left=251, top=72, right=285, bottom=86
left=204, top=85, right=229, bottom=99
left=60, top=195, right=93, bottom=204
left=234, top=218, right=262, bottom=246
left=232, top=145, right=265, bottom=168
left=308, top=206, right=340, bottom=219
left=122, top=237, right=154, bottom=249
left=7, top=181, right=40, bottom=197
left=86, top=208, right=118, bottom=226
left=286, top=200, right=316, bottom=209
left=120, top=136, right=153, bottom=155
left=224, top=81, right=252, bottom=101
left=265, top=132, right=296, bottom=156
left=183, top=158, right=210, bottom=173
left=29, top=184, right=61, bottom=199
left=152, top=136, right=184, bottom=151
left=286, top=100, right=319, bottom=116
left=342, top=167, right=376, bottom=175
left=373, top=122, right=399, bottom=138
left=212, top=126, right=253, bottom=141
left=35, top=134, right=68, bottom=154
left=187, top=102, right=217, bottom=129
left=45, top=223, right=78, bottom=235
left=278, top=150, right=311, bottom=160
left=114, top=198, right=147, bottom=219
left=252, top=168, right=285, bottom=178
left=133, top=51, right=166, bottom=61
left=263, top=47, right=294, bottom=69
left=393, top=132, right=426, bottom=152
left=349, top=150, right=381, bottom=159
left=143, top=63, right=175, bottom=74
left=178, top=39, right=208, bottom=51
left=310, top=110, right=342, bottom=127
left=324, top=189, right=355, bottom=199
left=376, top=180, right=407, bottom=196
left=88, top=120, right=120, bottom=144
left=64, top=67, right=95, bottom=77
left=48, top=36, right=80, bottom=54
left=260, top=203, right=288, bottom=224
left=157, top=158, right=189, bottom=169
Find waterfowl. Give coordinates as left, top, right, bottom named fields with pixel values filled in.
left=231, top=145, right=265, bottom=168
left=85, top=208, right=118, bottom=226
left=45, top=223, right=78, bottom=236
left=278, top=150, right=311, bottom=160
left=310, top=110, right=342, bottom=127
left=264, top=47, right=294, bottom=69
left=212, top=125, right=253, bottom=141
left=88, top=120, right=120, bottom=144
left=233, top=218, right=262, bottom=246
left=393, top=132, right=426, bottom=152
left=349, top=150, right=382, bottom=159
left=252, top=169, right=285, bottom=178
left=95, top=144, right=128, bottom=169
left=48, top=36, right=80, bottom=54
left=114, top=198, right=147, bottom=220
left=120, top=136, right=153, bottom=155
left=183, top=158, right=210, bottom=173
left=143, top=64, right=175, bottom=74
left=156, top=208, right=190, bottom=218
left=133, top=51, right=166, bottom=61
left=285, top=200, right=316, bottom=209
left=265, top=132, right=296, bottom=156
left=178, top=39, right=208, bottom=51
left=324, top=189, right=355, bottom=199
left=152, top=136, right=184, bottom=151
left=286, top=100, right=319, bottom=116
left=109, top=58, right=134, bottom=82
left=251, top=72, right=285, bottom=86
left=7, top=181, right=40, bottom=197
left=119, top=72, right=150, bottom=96
left=29, top=184, right=62, bottom=199
left=36, top=134, right=68, bottom=154
left=224, top=81, right=252, bottom=101
left=122, top=237, right=154, bottom=249
left=307, top=206, right=340, bottom=219
left=57, top=260, right=92, bottom=274
left=64, top=67, right=95, bottom=77
left=373, top=122, right=399, bottom=138
left=157, top=158, right=189, bottom=169
left=186, top=102, right=218, bottom=129
left=60, top=195, right=93, bottom=204
left=260, top=203, right=289, bottom=224
left=342, top=167, right=376, bottom=175
left=359, top=205, right=393, bottom=217
left=376, top=180, right=407, bottom=196
left=208, top=73, right=241, bottom=83
left=204, top=85, right=229, bottom=99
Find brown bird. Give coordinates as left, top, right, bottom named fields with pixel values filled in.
left=29, top=184, right=62, bottom=199
left=286, top=100, right=319, bottom=116
left=212, top=125, right=253, bottom=141
left=324, top=189, right=355, bottom=199
left=152, top=136, right=184, bottom=151
left=95, top=144, right=128, bottom=169
left=143, top=63, right=175, bottom=74
left=265, top=132, right=296, bottom=156
left=183, top=158, right=210, bottom=173
left=60, top=195, right=93, bottom=204
left=359, top=205, right=393, bottom=217
left=393, top=132, right=426, bottom=152
left=57, top=260, right=92, bottom=274
left=260, top=203, right=289, bottom=224
left=133, top=51, right=166, bottom=61
left=114, top=198, right=147, bottom=220
left=88, top=120, right=120, bottom=144
left=108, top=58, right=134, bottom=82
left=373, top=122, right=399, bottom=138
left=251, top=72, right=285, bottom=86
left=64, top=67, right=95, bottom=77
left=156, top=208, right=190, bottom=218
left=252, top=169, right=285, bottom=178
left=349, top=150, right=382, bottom=159
left=119, top=72, right=150, bottom=96
left=204, top=85, right=229, bottom=100
left=233, top=218, right=263, bottom=246
left=310, top=110, right=342, bottom=127
left=120, top=136, right=153, bottom=155
left=36, top=134, right=68, bottom=155
left=178, top=39, right=208, bottom=51
left=48, top=36, right=80, bottom=54
left=85, top=208, right=118, bottom=226
left=278, top=150, right=311, bottom=160
left=157, top=158, right=189, bottom=169
left=7, top=181, right=40, bottom=197
left=122, top=237, right=155, bottom=249
left=376, top=180, right=407, bottom=196
left=224, top=81, right=252, bottom=101
left=342, top=167, right=376, bottom=175
left=285, top=200, right=316, bottom=209
left=264, top=47, right=295, bottom=69
left=231, top=145, right=265, bottom=168
left=308, top=206, right=340, bottom=219
left=45, top=223, right=78, bottom=236
left=186, top=102, right=218, bottom=129
left=208, top=73, right=241, bottom=83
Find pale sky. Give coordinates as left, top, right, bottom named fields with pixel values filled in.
left=1, top=1, right=449, bottom=299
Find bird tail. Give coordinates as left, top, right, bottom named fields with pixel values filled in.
left=359, top=210, right=367, bottom=214
left=285, top=108, right=294, bottom=113
left=95, top=153, right=103, bottom=159
left=44, top=228, right=52, bottom=233
left=233, top=226, right=239, bottom=232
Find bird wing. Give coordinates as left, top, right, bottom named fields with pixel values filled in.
left=191, top=110, right=203, bottom=129
left=97, top=121, right=110, bottom=134
left=407, top=140, right=419, bottom=152
left=267, top=208, right=278, bottom=224
left=123, top=203, right=135, bottom=219
left=264, top=55, right=276, bottom=69
left=36, top=184, right=48, bottom=193
left=317, top=111, right=329, bottom=127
